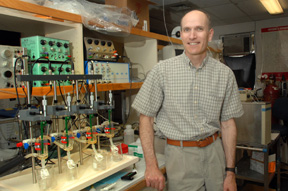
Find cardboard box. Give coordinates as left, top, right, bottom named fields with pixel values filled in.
left=250, top=151, right=276, bottom=174
left=105, top=0, right=151, bottom=31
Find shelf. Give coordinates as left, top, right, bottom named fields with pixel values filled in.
left=236, top=156, right=275, bottom=184
left=97, top=82, right=143, bottom=92
left=0, top=82, right=143, bottom=99
left=0, top=0, right=81, bottom=23
left=235, top=133, right=281, bottom=191
left=130, top=28, right=182, bottom=44
left=0, top=0, right=181, bottom=45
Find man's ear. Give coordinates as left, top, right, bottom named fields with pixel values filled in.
left=208, top=28, right=214, bottom=42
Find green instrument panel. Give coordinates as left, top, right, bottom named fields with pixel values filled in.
left=28, top=63, right=72, bottom=87
left=21, top=36, right=70, bottom=62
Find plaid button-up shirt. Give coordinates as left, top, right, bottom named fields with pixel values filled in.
left=132, top=52, right=243, bottom=140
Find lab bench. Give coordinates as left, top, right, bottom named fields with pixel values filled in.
left=83, top=153, right=166, bottom=191
left=0, top=149, right=139, bottom=191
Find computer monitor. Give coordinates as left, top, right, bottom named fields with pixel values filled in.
left=223, top=54, right=256, bottom=89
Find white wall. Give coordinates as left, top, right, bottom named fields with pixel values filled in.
left=213, top=22, right=256, bottom=40
left=213, top=16, right=288, bottom=89
left=124, top=39, right=158, bottom=124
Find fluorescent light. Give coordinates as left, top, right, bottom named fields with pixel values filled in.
left=260, top=0, right=284, bottom=14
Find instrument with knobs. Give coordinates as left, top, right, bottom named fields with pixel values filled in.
left=0, top=45, right=27, bottom=88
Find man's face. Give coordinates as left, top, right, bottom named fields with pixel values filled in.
left=180, top=11, right=214, bottom=59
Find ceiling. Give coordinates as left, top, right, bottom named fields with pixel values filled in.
left=149, top=0, right=288, bottom=36
left=90, top=0, right=288, bottom=36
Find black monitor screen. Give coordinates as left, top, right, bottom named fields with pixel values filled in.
left=224, top=54, right=256, bottom=89
left=0, top=30, right=21, bottom=46
left=175, top=49, right=184, bottom=56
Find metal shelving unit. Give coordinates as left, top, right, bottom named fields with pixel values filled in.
left=236, top=133, right=281, bottom=191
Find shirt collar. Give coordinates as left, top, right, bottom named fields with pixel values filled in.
left=181, top=51, right=209, bottom=69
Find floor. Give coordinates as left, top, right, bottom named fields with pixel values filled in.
left=139, top=172, right=288, bottom=191
left=238, top=171, right=288, bottom=191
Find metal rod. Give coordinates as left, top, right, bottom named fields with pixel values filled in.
left=94, top=80, right=98, bottom=102
left=55, top=116, right=62, bottom=174
left=26, top=81, right=37, bottom=183
left=94, top=82, right=98, bottom=101
left=76, top=80, right=83, bottom=164
left=78, top=114, right=83, bottom=165
left=53, top=81, right=57, bottom=102
left=26, top=82, right=31, bottom=106
left=92, top=61, right=98, bottom=102
left=98, top=135, right=100, bottom=150
left=29, top=121, right=36, bottom=184
left=236, top=146, right=266, bottom=152
left=19, top=120, right=23, bottom=141
left=277, top=138, right=281, bottom=191
left=264, top=151, right=269, bottom=191
left=26, top=81, right=36, bottom=184
left=76, top=80, right=79, bottom=103
left=97, top=116, right=100, bottom=150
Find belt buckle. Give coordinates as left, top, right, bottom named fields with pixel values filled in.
left=196, top=138, right=205, bottom=147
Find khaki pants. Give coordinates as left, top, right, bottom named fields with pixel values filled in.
left=165, top=137, right=225, bottom=191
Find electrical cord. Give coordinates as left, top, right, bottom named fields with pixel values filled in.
left=162, top=0, right=174, bottom=46
left=45, top=85, right=53, bottom=96
left=70, top=116, right=80, bottom=129
left=13, top=56, right=31, bottom=138
left=29, top=56, right=51, bottom=97
left=21, top=86, right=28, bottom=103
left=59, top=60, right=68, bottom=75
left=30, top=57, right=51, bottom=75
left=21, top=121, right=29, bottom=139
left=13, top=57, right=24, bottom=109
left=58, top=80, right=67, bottom=106
left=44, top=144, right=58, bottom=165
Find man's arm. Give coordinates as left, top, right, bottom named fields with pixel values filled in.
left=221, top=118, right=237, bottom=191
left=139, top=114, right=165, bottom=191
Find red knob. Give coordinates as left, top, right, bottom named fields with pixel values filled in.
left=16, top=142, right=23, bottom=147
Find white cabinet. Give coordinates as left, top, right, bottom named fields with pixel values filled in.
left=0, top=3, right=83, bottom=73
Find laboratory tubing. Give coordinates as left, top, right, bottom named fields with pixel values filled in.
left=92, top=149, right=107, bottom=171
left=110, top=142, right=123, bottom=162
left=65, top=151, right=78, bottom=181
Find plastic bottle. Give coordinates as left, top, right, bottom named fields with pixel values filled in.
left=124, top=124, right=134, bottom=145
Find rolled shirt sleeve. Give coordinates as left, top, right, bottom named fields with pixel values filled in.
left=132, top=64, right=164, bottom=117
left=220, top=69, right=244, bottom=122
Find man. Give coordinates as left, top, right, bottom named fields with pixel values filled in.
left=132, top=10, right=243, bottom=191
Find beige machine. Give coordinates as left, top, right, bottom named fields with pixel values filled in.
left=239, top=89, right=254, bottom=102
left=235, top=102, right=271, bottom=145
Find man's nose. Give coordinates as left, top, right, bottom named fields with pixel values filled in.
left=189, top=30, right=196, bottom=39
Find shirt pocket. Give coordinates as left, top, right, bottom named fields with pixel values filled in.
left=200, top=94, right=224, bottom=121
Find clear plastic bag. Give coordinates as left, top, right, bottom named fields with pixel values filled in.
left=80, top=0, right=138, bottom=35
left=42, top=0, right=139, bottom=35
left=44, top=0, right=83, bottom=15
left=20, top=0, right=46, bottom=6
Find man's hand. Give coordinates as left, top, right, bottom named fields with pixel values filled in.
left=139, top=114, right=165, bottom=190
left=223, top=172, right=237, bottom=191
left=145, top=166, right=165, bottom=191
